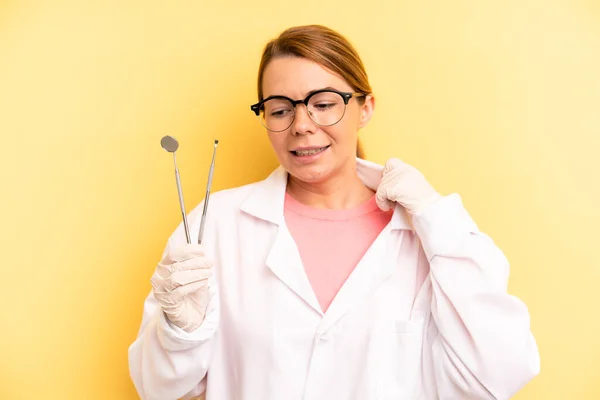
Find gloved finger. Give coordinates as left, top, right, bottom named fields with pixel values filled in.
left=153, top=291, right=177, bottom=313
left=187, top=287, right=209, bottom=309
left=166, top=269, right=212, bottom=290
left=170, top=279, right=209, bottom=299
left=151, top=264, right=181, bottom=291
left=163, top=244, right=206, bottom=264
left=375, top=188, right=394, bottom=211
left=150, top=271, right=167, bottom=293
left=153, top=255, right=212, bottom=285
left=164, top=287, right=210, bottom=332
left=376, top=171, right=398, bottom=211
left=379, top=168, right=400, bottom=188
left=170, top=256, right=213, bottom=272
left=383, top=158, right=406, bottom=175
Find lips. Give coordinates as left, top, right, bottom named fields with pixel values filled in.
left=290, top=145, right=331, bottom=156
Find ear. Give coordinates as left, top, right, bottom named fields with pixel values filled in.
left=358, top=95, right=375, bottom=129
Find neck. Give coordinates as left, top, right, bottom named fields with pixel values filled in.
left=286, top=161, right=374, bottom=209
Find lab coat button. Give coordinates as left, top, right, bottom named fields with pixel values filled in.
left=319, top=332, right=330, bottom=341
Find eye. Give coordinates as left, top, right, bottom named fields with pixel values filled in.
left=264, top=98, right=294, bottom=119
left=270, top=108, right=292, bottom=118
left=313, top=103, right=336, bottom=111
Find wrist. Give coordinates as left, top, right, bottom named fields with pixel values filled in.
left=408, top=192, right=442, bottom=215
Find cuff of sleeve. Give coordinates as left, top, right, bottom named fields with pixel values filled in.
left=156, top=274, right=219, bottom=351
left=410, top=193, right=479, bottom=260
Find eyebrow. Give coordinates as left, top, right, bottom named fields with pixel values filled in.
left=306, top=86, right=338, bottom=96
left=262, top=86, right=341, bottom=101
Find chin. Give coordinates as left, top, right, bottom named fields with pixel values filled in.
left=286, top=162, right=333, bottom=184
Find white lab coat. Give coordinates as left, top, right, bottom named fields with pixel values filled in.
left=128, top=158, right=540, bottom=400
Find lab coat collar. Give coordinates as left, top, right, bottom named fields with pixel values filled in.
left=240, top=158, right=413, bottom=231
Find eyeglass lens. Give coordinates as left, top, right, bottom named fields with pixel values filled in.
left=260, top=91, right=347, bottom=132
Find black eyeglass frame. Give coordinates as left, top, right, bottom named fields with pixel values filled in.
left=250, top=89, right=366, bottom=132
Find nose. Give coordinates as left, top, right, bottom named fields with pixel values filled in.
left=290, top=104, right=315, bottom=136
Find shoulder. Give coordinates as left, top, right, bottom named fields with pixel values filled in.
left=166, top=165, right=288, bottom=246
left=164, top=179, right=267, bottom=248
left=192, top=164, right=286, bottom=219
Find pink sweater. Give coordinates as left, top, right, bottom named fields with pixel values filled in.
left=284, top=192, right=394, bottom=313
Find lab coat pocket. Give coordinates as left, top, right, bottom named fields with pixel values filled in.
left=377, top=314, right=426, bottom=399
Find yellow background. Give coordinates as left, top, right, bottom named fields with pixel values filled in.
left=1, top=0, right=599, bottom=399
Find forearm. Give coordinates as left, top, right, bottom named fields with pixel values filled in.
left=413, top=195, right=540, bottom=399
left=128, top=289, right=219, bottom=400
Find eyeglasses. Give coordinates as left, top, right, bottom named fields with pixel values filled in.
left=250, top=89, right=366, bottom=132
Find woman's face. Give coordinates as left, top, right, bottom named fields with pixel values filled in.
left=261, top=56, right=374, bottom=184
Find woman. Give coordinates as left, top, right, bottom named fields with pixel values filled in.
left=129, top=25, right=539, bottom=400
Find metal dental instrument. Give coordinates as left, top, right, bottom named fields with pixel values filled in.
left=161, top=135, right=191, bottom=244
left=198, top=139, right=219, bottom=244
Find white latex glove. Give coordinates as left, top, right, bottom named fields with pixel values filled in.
left=375, top=158, right=442, bottom=214
left=150, top=244, right=213, bottom=333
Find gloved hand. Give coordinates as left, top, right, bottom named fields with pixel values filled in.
left=151, top=244, right=213, bottom=333
left=375, top=158, right=442, bottom=214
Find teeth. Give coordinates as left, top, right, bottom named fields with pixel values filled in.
left=296, top=147, right=326, bottom=156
